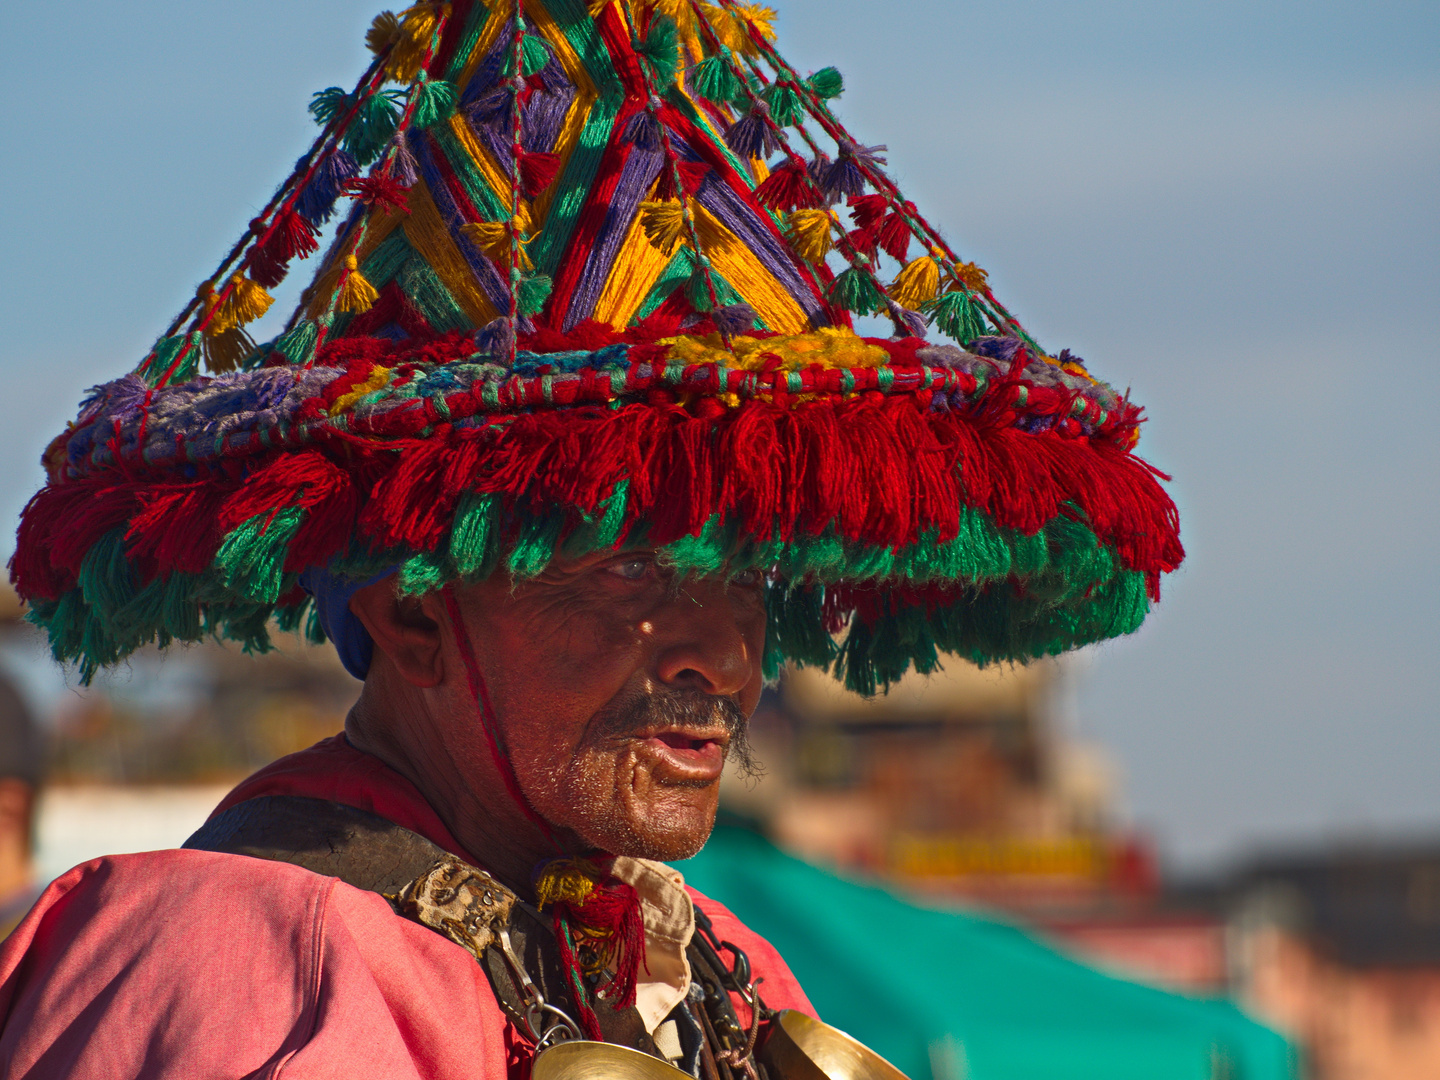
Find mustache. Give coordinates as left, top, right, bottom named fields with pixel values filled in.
left=592, top=689, right=762, bottom=779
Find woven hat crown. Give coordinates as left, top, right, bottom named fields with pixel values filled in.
left=11, top=0, right=1184, bottom=692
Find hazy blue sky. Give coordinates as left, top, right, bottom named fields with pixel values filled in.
left=1, top=1, right=1435, bottom=873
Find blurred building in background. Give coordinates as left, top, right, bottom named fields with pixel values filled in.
left=1226, top=847, right=1440, bottom=1080
left=725, top=659, right=1229, bottom=995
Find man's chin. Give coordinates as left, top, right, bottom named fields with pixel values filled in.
left=575, top=795, right=720, bottom=862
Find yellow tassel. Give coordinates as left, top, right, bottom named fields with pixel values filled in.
left=889, top=253, right=941, bottom=310
left=534, top=858, right=601, bottom=909
left=733, top=4, right=777, bottom=42
left=698, top=4, right=746, bottom=53
left=784, top=209, right=835, bottom=264
left=950, top=260, right=989, bottom=292
left=643, top=0, right=696, bottom=34
left=366, top=11, right=402, bottom=55
left=195, top=281, right=227, bottom=335
left=461, top=218, right=534, bottom=270
left=217, top=274, right=274, bottom=331
left=337, top=254, right=379, bottom=314
left=586, top=0, right=613, bottom=13
left=639, top=200, right=689, bottom=255
left=203, top=327, right=256, bottom=374
left=389, top=2, right=451, bottom=82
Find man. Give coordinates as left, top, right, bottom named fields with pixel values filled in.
left=0, top=2, right=1182, bottom=1076
left=0, top=673, right=41, bottom=941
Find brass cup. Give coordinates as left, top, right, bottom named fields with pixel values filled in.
left=532, top=1041, right=695, bottom=1080
left=761, top=1010, right=913, bottom=1080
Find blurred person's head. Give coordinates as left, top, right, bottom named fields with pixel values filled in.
left=0, top=672, right=42, bottom=898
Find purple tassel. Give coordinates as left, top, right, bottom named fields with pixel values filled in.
left=806, top=154, right=838, bottom=205
left=724, top=108, right=780, bottom=160
left=886, top=300, right=928, bottom=340
left=466, top=87, right=514, bottom=130
left=623, top=110, right=667, bottom=153
left=474, top=317, right=516, bottom=358
left=388, top=132, right=420, bottom=186
left=712, top=303, right=758, bottom=336
left=296, top=149, right=360, bottom=226
left=969, top=336, right=1024, bottom=363
left=823, top=141, right=888, bottom=201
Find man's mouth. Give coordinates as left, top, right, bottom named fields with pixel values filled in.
left=636, top=728, right=728, bottom=781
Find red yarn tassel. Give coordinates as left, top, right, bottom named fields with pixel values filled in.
left=519, top=151, right=562, bottom=198
left=537, top=859, right=648, bottom=1013
left=652, top=160, right=710, bottom=203
left=344, top=175, right=412, bottom=215
left=754, top=159, right=819, bottom=211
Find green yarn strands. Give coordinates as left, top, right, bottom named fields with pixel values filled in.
left=562, top=480, right=631, bottom=558
left=344, top=90, right=405, bottom=166
left=765, top=584, right=837, bottom=681
left=805, top=66, right=844, bottom=101
left=923, top=289, right=990, bottom=345
left=274, top=320, right=321, bottom=366
left=449, top=491, right=501, bottom=578
left=522, top=34, right=551, bottom=77
left=829, top=266, right=883, bottom=315
left=21, top=487, right=1155, bottom=692
left=143, top=333, right=200, bottom=387
left=691, top=51, right=742, bottom=105
left=517, top=274, right=553, bottom=317
left=638, top=17, right=681, bottom=87
left=507, top=511, right=565, bottom=578
left=594, top=480, right=630, bottom=550
left=762, top=82, right=804, bottom=127
left=412, top=75, right=458, bottom=129
left=686, top=266, right=744, bottom=313
left=308, top=86, right=351, bottom=126
left=400, top=548, right=453, bottom=596
left=216, top=507, right=305, bottom=604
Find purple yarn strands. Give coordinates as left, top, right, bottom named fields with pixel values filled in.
left=562, top=137, right=667, bottom=330
left=691, top=170, right=828, bottom=325
left=414, top=133, right=513, bottom=314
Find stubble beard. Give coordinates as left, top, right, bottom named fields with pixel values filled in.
left=524, top=689, right=762, bottom=861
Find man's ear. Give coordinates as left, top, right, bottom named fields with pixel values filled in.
left=349, top=579, right=445, bottom=688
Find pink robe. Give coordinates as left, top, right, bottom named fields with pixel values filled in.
left=0, top=738, right=814, bottom=1078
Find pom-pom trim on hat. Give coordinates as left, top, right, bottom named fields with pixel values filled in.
left=13, top=328, right=1180, bottom=693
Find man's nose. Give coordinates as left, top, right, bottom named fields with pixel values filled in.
left=649, top=576, right=759, bottom=697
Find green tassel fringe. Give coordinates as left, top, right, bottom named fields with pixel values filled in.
left=691, top=51, right=742, bottom=104
left=829, top=266, right=883, bottom=316
left=639, top=17, right=681, bottom=86
left=28, top=491, right=1151, bottom=691
left=805, top=67, right=844, bottom=101
left=517, top=274, right=554, bottom=317
left=216, top=507, right=305, bottom=604
left=412, top=75, right=458, bottom=129
left=762, top=82, right=804, bottom=127
left=923, top=289, right=991, bottom=345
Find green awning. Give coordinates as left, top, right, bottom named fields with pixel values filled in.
left=679, top=822, right=1296, bottom=1080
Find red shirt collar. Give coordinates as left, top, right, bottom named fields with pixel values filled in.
left=213, top=734, right=482, bottom=865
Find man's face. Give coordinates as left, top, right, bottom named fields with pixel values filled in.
left=447, top=552, right=768, bottom=861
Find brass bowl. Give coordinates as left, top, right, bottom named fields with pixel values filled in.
left=532, top=1041, right=694, bottom=1080
left=761, top=1010, right=912, bottom=1080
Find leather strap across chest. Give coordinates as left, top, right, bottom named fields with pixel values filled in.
left=183, top=794, right=663, bottom=1056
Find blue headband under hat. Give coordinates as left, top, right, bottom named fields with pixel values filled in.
left=298, top=567, right=393, bottom=680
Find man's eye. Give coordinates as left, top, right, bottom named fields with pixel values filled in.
left=728, top=567, right=764, bottom=588
left=607, top=558, right=652, bottom=582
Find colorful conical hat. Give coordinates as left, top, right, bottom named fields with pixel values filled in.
left=12, top=0, right=1183, bottom=692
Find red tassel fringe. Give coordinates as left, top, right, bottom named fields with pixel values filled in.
left=12, top=388, right=1183, bottom=608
